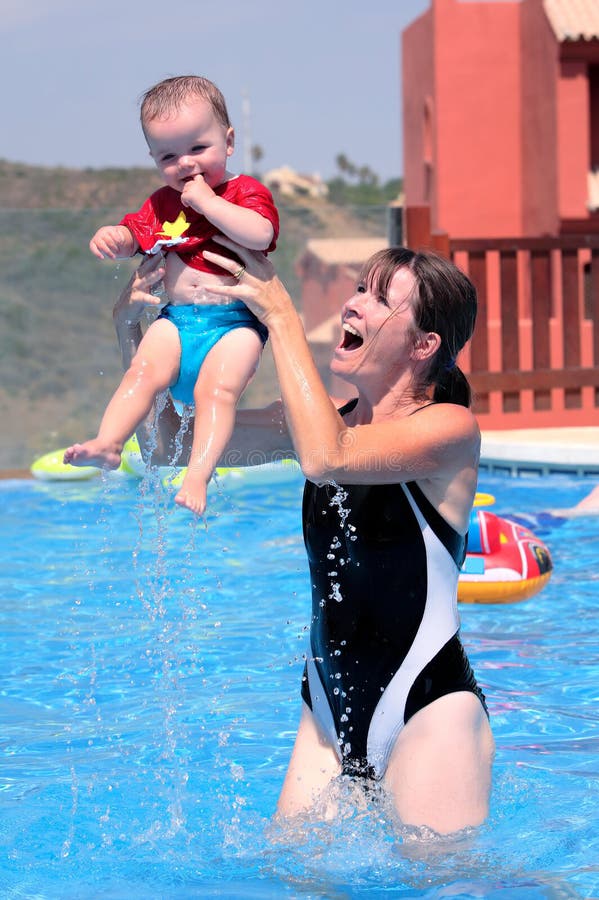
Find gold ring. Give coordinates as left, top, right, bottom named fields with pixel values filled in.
left=233, top=265, right=246, bottom=279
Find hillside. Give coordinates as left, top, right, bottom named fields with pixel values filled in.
left=0, top=160, right=387, bottom=468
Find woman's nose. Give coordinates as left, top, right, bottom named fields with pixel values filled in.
left=343, top=293, right=365, bottom=317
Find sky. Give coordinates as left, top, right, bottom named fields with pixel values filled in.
left=2, top=0, right=430, bottom=183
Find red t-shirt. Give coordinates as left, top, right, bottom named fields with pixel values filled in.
left=119, top=174, right=279, bottom=275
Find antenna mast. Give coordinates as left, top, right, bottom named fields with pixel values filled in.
left=242, top=88, right=252, bottom=174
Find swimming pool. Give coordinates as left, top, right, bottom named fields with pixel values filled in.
left=2, top=470, right=598, bottom=899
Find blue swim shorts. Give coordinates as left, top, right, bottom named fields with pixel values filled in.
left=158, top=302, right=268, bottom=405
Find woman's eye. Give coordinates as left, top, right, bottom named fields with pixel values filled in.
left=356, top=283, right=366, bottom=294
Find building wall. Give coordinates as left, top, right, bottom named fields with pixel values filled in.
left=557, top=59, right=591, bottom=220
left=402, top=7, right=435, bottom=210
left=403, top=0, right=523, bottom=239
left=435, top=0, right=522, bottom=238
left=296, top=256, right=356, bottom=334
left=296, top=254, right=360, bottom=400
left=520, top=0, right=560, bottom=235
left=403, top=0, right=599, bottom=240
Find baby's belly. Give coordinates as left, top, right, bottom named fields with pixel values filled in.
left=163, top=254, right=236, bottom=305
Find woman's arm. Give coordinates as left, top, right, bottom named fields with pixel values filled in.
left=112, top=255, right=294, bottom=467
left=218, top=401, right=295, bottom=467
left=203, top=242, right=479, bottom=486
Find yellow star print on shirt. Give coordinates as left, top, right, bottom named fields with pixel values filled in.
left=158, top=211, right=190, bottom=239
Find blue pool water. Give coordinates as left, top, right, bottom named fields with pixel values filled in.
left=1, top=469, right=598, bottom=899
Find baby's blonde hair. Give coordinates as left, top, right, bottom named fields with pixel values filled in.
left=140, top=75, right=231, bottom=131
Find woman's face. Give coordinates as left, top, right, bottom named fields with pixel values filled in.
left=330, top=265, right=419, bottom=385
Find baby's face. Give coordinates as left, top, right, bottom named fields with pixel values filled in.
left=145, top=98, right=234, bottom=192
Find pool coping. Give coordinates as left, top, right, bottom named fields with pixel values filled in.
left=480, top=427, right=599, bottom=477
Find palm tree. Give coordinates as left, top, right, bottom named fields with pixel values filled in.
left=335, top=153, right=356, bottom=178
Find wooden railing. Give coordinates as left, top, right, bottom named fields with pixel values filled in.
left=450, top=236, right=599, bottom=428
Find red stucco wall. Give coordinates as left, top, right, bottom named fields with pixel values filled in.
left=435, top=0, right=522, bottom=237
left=557, top=59, right=590, bottom=219
left=402, top=7, right=435, bottom=209
left=401, top=0, right=599, bottom=238
left=403, top=0, right=524, bottom=238
left=520, top=0, right=559, bottom=235
left=296, top=255, right=361, bottom=338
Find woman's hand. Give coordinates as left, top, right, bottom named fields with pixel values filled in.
left=203, top=237, right=293, bottom=327
left=112, top=252, right=166, bottom=328
left=112, top=252, right=167, bottom=380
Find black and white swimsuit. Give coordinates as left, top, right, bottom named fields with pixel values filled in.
left=300, top=400, right=487, bottom=779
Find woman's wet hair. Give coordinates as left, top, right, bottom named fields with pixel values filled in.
left=359, top=247, right=477, bottom=408
left=140, top=75, right=231, bottom=132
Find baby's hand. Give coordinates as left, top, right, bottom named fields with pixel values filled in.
left=90, top=225, right=137, bottom=260
left=180, top=174, right=215, bottom=213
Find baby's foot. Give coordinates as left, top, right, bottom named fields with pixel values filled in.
left=174, top=469, right=208, bottom=515
left=63, top=439, right=122, bottom=470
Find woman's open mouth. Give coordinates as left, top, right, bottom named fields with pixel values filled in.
left=338, top=322, right=364, bottom=352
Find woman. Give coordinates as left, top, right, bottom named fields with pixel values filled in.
left=115, top=243, right=494, bottom=835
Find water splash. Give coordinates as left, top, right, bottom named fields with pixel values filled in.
left=328, top=483, right=350, bottom=531
left=170, top=403, right=194, bottom=469
left=324, top=483, right=354, bottom=607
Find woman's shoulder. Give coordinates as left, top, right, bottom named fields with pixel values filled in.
left=409, top=407, right=479, bottom=531
left=401, top=402, right=480, bottom=474
left=416, top=401, right=480, bottom=438
left=332, top=397, right=479, bottom=454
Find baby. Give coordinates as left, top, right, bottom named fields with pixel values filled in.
left=65, top=75, right=279, bottom=514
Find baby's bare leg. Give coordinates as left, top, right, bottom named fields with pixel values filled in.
left=64, top=319, right=180, bottom=468
left=175, top=327, right=263, bottom=514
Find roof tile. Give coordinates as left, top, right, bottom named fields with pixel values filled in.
left=304, top=238, right=388, bottom=266
left=544, top=0, right=599, bottom=42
